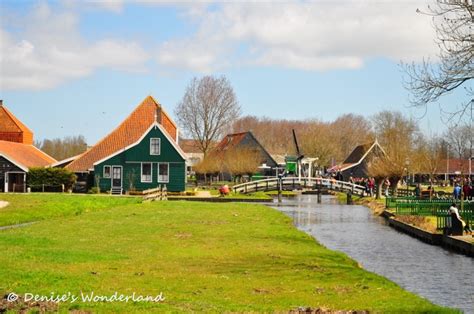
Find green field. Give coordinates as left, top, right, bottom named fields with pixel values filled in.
left=0, top=193, right=141, bottom=227
left=0, top=194, right=454, bottom=313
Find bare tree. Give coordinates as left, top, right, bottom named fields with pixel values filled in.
left=223, top=147, right=261, bottom=182
left=175, top=76, right=241, bottom=156
left=443, top=123, right=473, bottom=158
left=35, top=135, right=87, bottom=160
left=370, top=111, right=420, bottom=196
left=194, top=154, right=222, bottom=183
left=232, top=114, right=373, bottom=167
left=413, top=135, right=445, bottom=185
left=403, top=0, right=473, bottom=121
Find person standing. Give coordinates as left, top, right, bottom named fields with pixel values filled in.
left=453, top=184, right=461, bottom=200
left=368, top=177, right=375, bottom=197
left=414, top=183, right=421, bottom=198
left=470, top=181, right=474, bottom=201
left=463, top=182, right=471, bottom=200
left=448, top=203, right=472, bottom=235
left=384, top=178, right=390, bottom=197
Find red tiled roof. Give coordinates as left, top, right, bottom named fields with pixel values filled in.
left=437, top=159, right=471, bottom=174
left=179, top=139, right=203, bottom=154
left=214, top=132, right=248, bottom=152
left=0, top=103, right=34, bottom=144
left=328, top=163, right=357, bottom=172
left=66, top=96, right=177, bottom=172
left=0, top=140, right=56, bottom=169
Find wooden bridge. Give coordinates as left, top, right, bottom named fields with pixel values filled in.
left=232, top=177, right=365, bottom=196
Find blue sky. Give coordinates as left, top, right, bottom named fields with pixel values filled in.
left=0, top=0, right=469, bottom=145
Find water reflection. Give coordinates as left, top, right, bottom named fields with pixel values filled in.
left=273, top=195, right=474, bottom=313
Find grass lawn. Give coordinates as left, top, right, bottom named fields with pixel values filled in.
left=208, top=190, right=272, bottom=200
left=0, top=193, right=141, bottom=227
left=0, top=195, right=455, bottom=313
left=394, top=215, right=439, bottom=233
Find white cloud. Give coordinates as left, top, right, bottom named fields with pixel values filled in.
left=0, top=3, right=149, bottom=91
left=92, top=0, right=125, bottom=13
left=157, top=1, right=438, bottom=72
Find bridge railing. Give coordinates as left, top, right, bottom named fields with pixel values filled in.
left=232, top=177, right=365, bottom=195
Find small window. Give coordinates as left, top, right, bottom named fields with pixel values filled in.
left=141, top=163, right=152, bottom=182
left=158, top=163, right=169, bottom=183
left=150, top=138, right=160, bottom=155
left=103, top=166, right=111, bottom=178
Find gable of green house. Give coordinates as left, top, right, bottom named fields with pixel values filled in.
left=94, top=124, right=186, bottom=192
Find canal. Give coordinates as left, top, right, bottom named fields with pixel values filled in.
left=272, top=194, right=474, bottom=313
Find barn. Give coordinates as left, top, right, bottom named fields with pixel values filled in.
left=329, top=140, right=385, bottom=181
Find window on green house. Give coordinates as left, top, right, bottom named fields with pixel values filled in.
left=158, top=163, right=169, bottom=183
left=141, top=163, right=152, bottom=182
left=103, top=166, right=111, bottom=178
left=150, top=138, right=160, bottom=155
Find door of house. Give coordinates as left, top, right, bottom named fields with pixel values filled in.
left=112, top=166, right=122, bottom=188
left=5, top=172, right=25, bottom=192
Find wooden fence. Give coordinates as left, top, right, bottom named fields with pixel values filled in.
left=142, top=185, right=168, bottom=201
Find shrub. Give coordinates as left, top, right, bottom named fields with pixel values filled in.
left=28, top=167, right=77, bottom=191
left=88, top=187, right=100, bottom=194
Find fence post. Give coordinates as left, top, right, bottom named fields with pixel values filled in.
left=278, top=178, right=282, bottom=203
left=163, top=185, right=168, bottom=200
left=317, top=180, right=322, bottom=204
left=13, top=183, right=15, bottom=193
left=42, top=184, right=44, bottom=193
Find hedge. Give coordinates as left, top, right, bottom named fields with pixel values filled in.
left=28, top=167, right=77, bottom=190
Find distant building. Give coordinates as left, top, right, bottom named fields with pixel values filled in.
left=0, top=101, right=56, bottom=192
left=179, top=139, right=205, bottom=175
left=0, top=100, right=34, bottom=144
left=66, top=96, right=186, bottom=194
left=439, top=159, right=471, bottom=176
left=211, top=131, right=278, bottom=179
left=328, top=140, right=385, bottom=180
left=416, top=158, right=474, bottom=183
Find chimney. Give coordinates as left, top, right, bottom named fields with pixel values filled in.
left=0, top=100, right=3, bottom=107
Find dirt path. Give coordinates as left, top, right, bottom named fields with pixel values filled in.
left=195, top=191, right=212, bottom=198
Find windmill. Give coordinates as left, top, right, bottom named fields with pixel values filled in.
left=285, top=129, right=304, bottom=179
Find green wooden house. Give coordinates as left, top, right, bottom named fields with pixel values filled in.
left=66, top=96, right=186, bottom=194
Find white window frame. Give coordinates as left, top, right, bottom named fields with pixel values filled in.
left=158, top=162, right=169, bottom=183
left=150, top=138, right=161, bottom=155
left=141, top=162, right=153, bottom=183
left=103, top=165, right=111, bottom=178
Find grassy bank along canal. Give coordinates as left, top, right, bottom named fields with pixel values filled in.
left=0, top=194, right=452, bottom=312
left=277, top=194, right=472, bottom=313
left=336, top=193, right=474, bottom=257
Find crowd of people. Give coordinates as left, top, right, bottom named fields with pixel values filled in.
left=346, top=176, right=390, bottom=197
left=451, top=178, right=474, bottom=200
left=341, top=175, right=474, bottom=200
